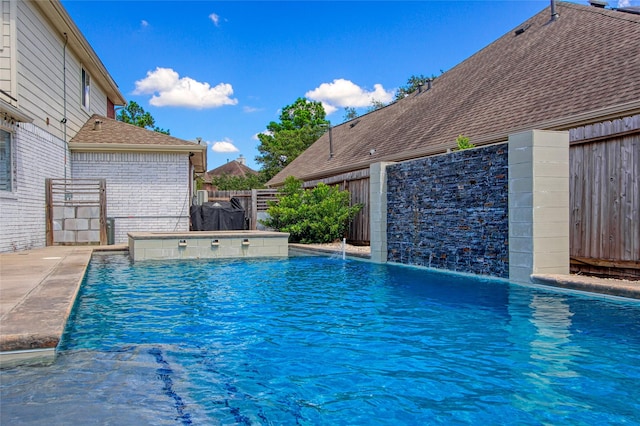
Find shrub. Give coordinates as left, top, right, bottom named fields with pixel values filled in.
left=455, top=134, right=475, bottom=150
left=261, top=176, right=362, bottom=243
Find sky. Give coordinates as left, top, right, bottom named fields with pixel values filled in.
left=61, top=0, right=639, bottom=171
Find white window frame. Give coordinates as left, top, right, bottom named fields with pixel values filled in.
left=0, top=128, right=14, bottom=192
left=81, top=67, right=91, bottom=110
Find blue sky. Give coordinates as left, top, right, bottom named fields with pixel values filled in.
left=61, top=0, right=638, bottom=171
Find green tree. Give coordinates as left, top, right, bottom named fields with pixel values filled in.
left=256, top=98, right=330, bottom=181
left=366, top=99, right=387, bottom=113
left=210, top=173, right=266, bottom=190
left=343, top=107, right=358, bottom=122
left=394, top=74, right=435, bottom=101
left=261, top=177, right=362, bottom=244
left=117, top=101, right=170, bottom=134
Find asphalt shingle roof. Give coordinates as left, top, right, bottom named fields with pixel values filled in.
left=70, top=114, right=202, bottom=147
left=269, top=2, right=640, bottom=186
left=202, top=160, right=259, bottom=183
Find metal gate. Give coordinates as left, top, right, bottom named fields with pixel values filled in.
left=45, top=178, right=107, bottom=246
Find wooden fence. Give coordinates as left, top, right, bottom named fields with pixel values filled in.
left=304, top=169, right=371, bottom=245
left=569, top=114, right=640, bottom=279
left=207, top=189, right=279, bottom=230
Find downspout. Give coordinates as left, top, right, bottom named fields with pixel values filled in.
left=62, top=32, right=68, bottom=179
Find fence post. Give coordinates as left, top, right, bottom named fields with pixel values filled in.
left=99, top=179, right=107, bottom=245
left=251, top=189, right=258, bottom=230
left=45, top=178, right=52, bottom=246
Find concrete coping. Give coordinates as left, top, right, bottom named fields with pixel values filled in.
left=531, top=274, right=640, bottom=300
left=0, top=247, right=95, bottom=368
left=127, top=230, right=290, bottom=240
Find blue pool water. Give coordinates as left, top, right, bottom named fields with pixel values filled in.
left=2, top=253, right=640, bottom=425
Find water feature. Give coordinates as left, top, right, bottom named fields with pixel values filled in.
left=1, top=253, right=639, bottom=424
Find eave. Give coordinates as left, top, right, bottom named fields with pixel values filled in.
left=0, top=99, right=34, bottom=123
left=69, top=143, right=207, bottom=173
left=268, top=99, right=640, bottom=187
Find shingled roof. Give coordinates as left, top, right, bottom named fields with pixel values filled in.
left=70, top=114, right=207, bottom=172
left=202, top=158, right=259, bottom=184
left=269, top=2, right=640, bottom=186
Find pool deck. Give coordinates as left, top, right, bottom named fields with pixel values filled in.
left=1, top=244, right=638, bottom=368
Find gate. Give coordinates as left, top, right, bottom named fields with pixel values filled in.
left=45, top=178, right=107, bottom=246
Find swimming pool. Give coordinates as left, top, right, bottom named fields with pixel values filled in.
left=1, top=253, right=639, bottom=424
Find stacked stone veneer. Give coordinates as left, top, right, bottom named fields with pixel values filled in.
left=71, top=151, right=191, bottom=244
left=53, top=205, right=101, bottom=244
left=386, top=143, right=509, bottom=277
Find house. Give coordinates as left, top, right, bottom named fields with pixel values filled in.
left=70, top=115, right=206, bottom=244
left=0, top=0, right=205, bottom=251
left=270, top=2, right=640, bottom=188
left=0, top=0, right=124, bottom=252
left=267, top=1, right=640, bottom=277
left=200, top=155, right=259, bottom=192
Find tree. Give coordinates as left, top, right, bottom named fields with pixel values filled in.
left=210, top=173, right=266, bottom=190
left=117, top=101, right=170, bottom=135
left=256, top=98, right=330, bottom=181
left=343, top=107, right=358, bottom=122
left=366, top=99, right=387, bottom=113
left=260, top=177, right=362, bottom=243
left=394, top=74, right=435, bottom=101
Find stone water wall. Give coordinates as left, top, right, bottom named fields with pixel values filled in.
left=386, top=143, right=509, bottom=277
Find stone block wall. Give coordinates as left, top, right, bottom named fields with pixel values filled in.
left=386, top=143, right=509, bottom=277
left=53, top=205, right=101, bottom=244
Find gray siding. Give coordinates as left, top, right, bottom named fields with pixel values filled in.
left=15, top=1, right=108, bottom=140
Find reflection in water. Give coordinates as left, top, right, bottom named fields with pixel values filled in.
left=508, top=288, right=590, bottom=415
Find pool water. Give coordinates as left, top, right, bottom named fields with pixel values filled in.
left=2, top=254, right=640, bottom=425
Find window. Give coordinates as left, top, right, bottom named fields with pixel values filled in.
left=0, top=129, right=13, bottom=191
left=81, top=68, right=91, bottom=109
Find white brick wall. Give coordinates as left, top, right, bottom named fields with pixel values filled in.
left=71, top=151, right=191, bottom=244
left=0, top=122, right=68, bottom=252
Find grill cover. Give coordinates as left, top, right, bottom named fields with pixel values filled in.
left=190, top=198, right=246, bottom=231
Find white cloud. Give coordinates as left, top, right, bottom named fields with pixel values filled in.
left=211, top=138, right=239, bottom=153
left=141, top=20, right=149, bottom=28
left=133, top=67, right=238, bottom=109
left=305, top=79, right=395, bottom=115
left=243, top=106, right=262, bottom=113
left=209, top=13, right=220, bottom=26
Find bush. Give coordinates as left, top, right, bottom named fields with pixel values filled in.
left=261, top=177, right=362, bottom=243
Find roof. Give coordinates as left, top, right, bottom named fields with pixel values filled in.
left=31, top=1, right=126, bottom=106
left=69, top=114, right=207, bottom=173
left=202, top=160, right=259, bottom=183
left=269, top=2, right=640, bottom=186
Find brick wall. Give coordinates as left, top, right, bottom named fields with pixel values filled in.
left=71, top=152, right=191, bottom=244
left=0, top=122, right=67, bottom=252
left=386, top=143, right=509, bottom=277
